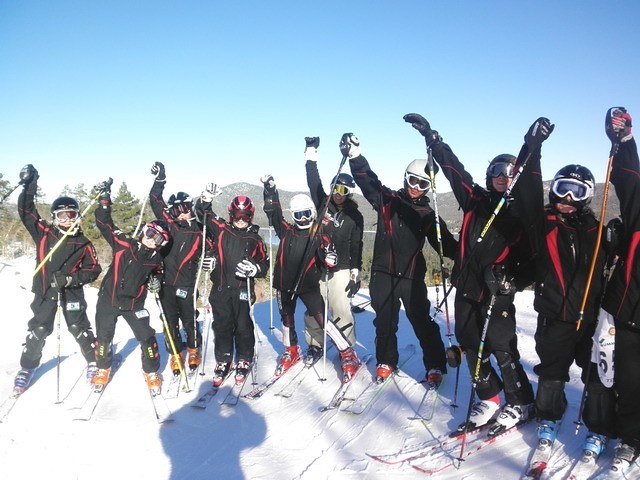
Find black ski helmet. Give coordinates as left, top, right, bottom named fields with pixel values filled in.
left=485, top=154, right=516, bottom=190
left=549, top=164, right=595, bottom=211
left=50, top=196, right=81, bottom=232
left=50, top=196, right=80, bottom=214
left=167, top=192, right=193, bottom=217
left=331, top=173, right=356, bottom=197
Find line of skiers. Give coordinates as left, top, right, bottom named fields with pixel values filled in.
left=8, top=106, right=639, bottom=475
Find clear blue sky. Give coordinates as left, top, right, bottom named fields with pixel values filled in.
left=1, top=1, right=639, bottom=202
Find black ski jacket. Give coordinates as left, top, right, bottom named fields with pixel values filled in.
left=18, top=188, right=101, bottom=297
left=515, top=145, right=604, bottom=323
left=349, top=154, right=457, bottom=281
left=95, top=197, right=164, bottom=311
left=263, top=184, right=333, bottom=293
left=429, top=142, right=531, bottom=302
left=305, top=160, right=364, bottom=271
left=603, top=138, right=640, bottom=328
left=150, top=180, right=203, bottom=288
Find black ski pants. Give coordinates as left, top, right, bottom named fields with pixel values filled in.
left=370, top=271, right=446, bottom=372
left=210, top=286, right=255, bottom=364
left=159, top=284, right=201, bottom=353
left=614, top=322, right=640, bottom=448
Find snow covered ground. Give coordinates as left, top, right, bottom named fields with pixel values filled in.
left=0, top=256, right=620, bottom=479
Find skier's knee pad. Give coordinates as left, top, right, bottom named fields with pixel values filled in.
left=495, top=351, right=524, bottom=394
left=583, top=380, right=616, bottom=437
left=535, top=378, right=567, bottom=421
left=21, top=325, right=50, bottom=367
left=68, top=324, right=96, bottom=361
left=140, top=336, right=161, bottom=372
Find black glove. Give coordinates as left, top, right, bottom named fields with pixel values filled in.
left=345, top=268, right=361, bottom=297
left=305, top=137, right=320, bottom=149
left=147, top=275, right=161, bottom=294
left=524, top=117, right=554, bottom=150
left=260, top=174, right=276, bottom=191
left=403, top=113, right=442, bottom=147
left=51, top=271, right=72, bottom=289
left=339, top=133, right=361, bottom=159
left=94, top=178, right=113, bottom=198
left=19, top=164, right=39, bottom=194
left=605, top=217, right=623, bottom=255
left=484, top=265, right=515, bottom=296
left=606, top=107, right=633, bottom=144
left=150, top=161, right=166, bottom=182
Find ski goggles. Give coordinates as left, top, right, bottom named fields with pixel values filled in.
left=405, top=173, right=431, bottom=191
left=551, top=178, right=592, bottom=202
left=170, top=203, right=192, bottom=216
left=142, top=225, right=168, bottom=246
left=332, top=184, right=354, bottom=196
left=293, top=209, right=314, bottom=222
left=230, top=211, right=253, bottom=222
left=53, top=209, right=79, bottom=221
left=487, top=162, right=515, bottom=178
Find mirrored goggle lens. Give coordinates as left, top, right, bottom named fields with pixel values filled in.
left=231, top=211, right=252, bottom=222
left=552, top=179, right=590, bottom=201
left=143, top=227, right=166, bottom=245
left=487, top=162, right=515, bottom=178
left=171, top=203, right=191, bottom=215
left=332, top=185, right=353, bottom=196
left=405, top=173, right=431, bottom=191
left=54, top=209, right=79, bottom=220
left=293, top=209, right=313, bottom=221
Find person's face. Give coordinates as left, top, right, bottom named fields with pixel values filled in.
left=555, top=202, right=577, bottom=215
left=491, top=175, right=512, bottom=193
left=407, top=185, right=426, bottom=199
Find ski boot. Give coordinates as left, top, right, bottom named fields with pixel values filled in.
left=144, top=372, right=163, bottom=396
left=304, top=345, right=323, bottom=367
left=86, top=362, right=98, bottom=383
left=375, top=364, right=395, bottom=384
left=234, top=360, right=251, bottom=385
left=169, top=352, right=184, bottom=377
left=276, top=345, right=301, bottom=376
left=582, top=432, right=607, bottom=460
left=488, top=403, right=533, bottom=437
left=339, top=347, right=360, bottom=382
left=426, top=368, right=443, bottom=388
left=187, top=347, right=201, bottom=372
left=92, top=367, right=112, bottom=392
left=610, top=442, right=639, bottom=475
left=212, top=362, right=231, bottom=387
left=453, top=396, right=500, bottom=435
left=13, top=368, right=36, bottom=395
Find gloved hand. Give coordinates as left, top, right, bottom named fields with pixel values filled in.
left=606, top=107, right=633, bottom=144
left=202, top=255, right=216, bottom=272
left=150, top=161, right=166, bottom=182
left=345, top=268, right=361, bottom=297
left=339, top=133, right=361, bottom=159
left=524, top=117, right=554, bottom=150
left=19, top=164, right=39, bottom=187
left=235, top=259, right=258, bottom=278
left=484, top=265, right=515, bottom=296
left=260, top=174, right=276, bottom=191
left=304, top=137, right=320, bottom=162
left=51, top=271, right=72, bottom=289
left=323, top=249, right=338, bottom=268
left=403, top=113, right=442, bottom=147
left=200, top=182, right=220, bottom=203
left=94, top=178, right=113, bottom=198
left=147, top=275, right=161, bottom=294
left=605, top=217, right=623, bottom=255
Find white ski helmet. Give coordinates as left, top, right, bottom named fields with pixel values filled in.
left=289, top=194, right=316, bottom=229
left=404, top=159, right=432, bottom=192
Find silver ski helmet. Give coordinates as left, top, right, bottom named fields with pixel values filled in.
left=289, top=194, right=316, bottom=229
left=404, top=159, right=432, bottom=193
left=549, top=164, right=595, bottom=212
left=485, top=154, right=516, bottom=190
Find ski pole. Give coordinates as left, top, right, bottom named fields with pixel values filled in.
left=133, top=178, right=155, bottom=237
left=247, top=276, right=259, bottom=385
left=458, top=294, right=497, bottom=462
left=55, top=290, right=63, bottom=404
left=576, top=143, right=617, bottom=331
left=351, top=299, right=371, bottom=313
left=290, top=155, right=348, bottom=298
left=320, top=269, right=329, bottom=382
left=269, top=226, right=274, bottom=330
left=0, top=182, right=22, bottom=204
left=193, top=211, right=208, bottom=356
left=33, top=190, right=103, bottom=277
left=153, top=292, right=191, bottom=393
left=199, top=276, right=212, bottom=377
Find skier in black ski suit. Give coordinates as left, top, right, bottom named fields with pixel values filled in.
left=303, top=136, right=364, bottom=369
left=515, top=118, right=614, bottom=454
left=149, top=161, right=205, bottom=375
left=261, top=175, right=358, bottom=378
left=196, top=188, right=269, bottom=385
left=93, top=179, right=169, bottom=393
left=14, top=164, right=101, bottom=392
left=600, top=106, right=640, bottom=471
left=341, top=132, right=456, bottom=384
left=404, top=114, right=535, bottom=436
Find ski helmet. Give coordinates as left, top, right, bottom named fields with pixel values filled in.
left=404, top=159, right=431, bottom=192
left=331, top=173, right=356, bottom=197
left=289, top=194, right=316, bottom=229
left=140, top=219, right=171, bottom=248
left=167, top=192, right=193, bottom=217
left=485, top=154, right=516, bottom=189
left=549, top=164, right=595, bottom=211
left=50, top=196, right=80, bottom=231
left=228, top=195, right=255, bottom=224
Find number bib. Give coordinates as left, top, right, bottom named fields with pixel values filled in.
left=591, top=308, right=616, bottom=388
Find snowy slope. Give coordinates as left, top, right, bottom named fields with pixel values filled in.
left=0, top=256, right=616, bottom=479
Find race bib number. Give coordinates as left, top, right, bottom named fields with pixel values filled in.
left=176, top=288, right=188, bottom=299
left=65, top=301, right=81, bottom=312
left=591, top=308, right=615, bottom=388
left=135, top=308, right=150, bottom=319
left=239, top=290, right=249, bottom=302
